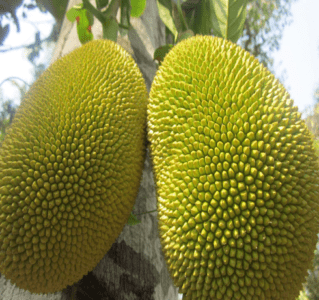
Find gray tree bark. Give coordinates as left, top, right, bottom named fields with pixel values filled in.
left=0, top=0, right=180, bottom=299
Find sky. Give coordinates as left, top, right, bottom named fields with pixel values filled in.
left=1, top=0, right=319, bottom=118
left=271, top=0, right=319, bottom=117
left=0, top=0, right=55, bottom=105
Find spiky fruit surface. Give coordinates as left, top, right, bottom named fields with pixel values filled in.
left=148, top=35, right=319, bottom=300
left=0, top=39, right=147, bottom=294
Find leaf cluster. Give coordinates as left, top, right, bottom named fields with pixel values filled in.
left=238, top=0, right=297, bottom=70
left=35, top=0, right=68, bottom=22
left=68, top=0, right=248, bottom=65
left=0, top=0, right=63, bottom=45
left=0, top=0, right=24, bottom=44
left=304, top=249, right=319, bottom=300
left=303, top=103, right=319, bottom=142
left=0, top=99, right=16, bottom=145
left=67, top=0, right=147, bottom=44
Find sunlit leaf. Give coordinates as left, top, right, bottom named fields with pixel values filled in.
left=194, top=0, right=214, bottom=35
left=172, top=2, right=188, bottom=33
left=77, top=28, right=93, bottom=44
left=181, top=0, right=212, bottom=35
left=211, top=0, right=247, bottom=43
left=75, top=9, right=94, bottom=44
left=66, top=3, right=94, bottom=44
left=130, top=0, right=146, bottom=17
left=66, top=7, right=80, bottom=22
left=157, top=0, right=178, bottom=42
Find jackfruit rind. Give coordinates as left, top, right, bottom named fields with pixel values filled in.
left=0, top=39, right=148, bottom=294
left=148, top=35, right=319, bottom=300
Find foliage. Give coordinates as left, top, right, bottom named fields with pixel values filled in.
left=0, top=0, right=65, bottom=144
left=298, top=289, right=310, bottom=300
left=67, top=0, right=141, bottom=43
left=68, top=0, right=296, bottom=70
left=130, top=0, right=147, bottom=17
left=67, top=3, right=94, bottom=43
left=304, top=249, right=319, bottom=300
left=0, top=99, right=17, bottom=144
left=303, top=74, right=319, bottom=145
left=301, top=105, right=319, bottom=300
left=70, top=0, right=248, bottom=62
left=238, top=0, right=297, bottom=71
left=0, top=77, right=25, bottom=144
left=0, top=0, right=67, bottom=45
left=35, top=0, right=68, bottom=22
left=303, top=103, right=319, bottom=140
left=153, top=0, right=297, bottom=68
left=315, top=86, right=319, bottom=102
left=313, top=140, right=319, bottom=157
left=0, top=0, right=24, bottom=44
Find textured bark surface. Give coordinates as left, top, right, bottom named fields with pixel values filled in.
left=0, top=0, right=179, bottom=299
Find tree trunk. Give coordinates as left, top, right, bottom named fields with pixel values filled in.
left=0, top=0, right=180, bottom=299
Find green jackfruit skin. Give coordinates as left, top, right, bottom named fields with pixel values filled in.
left=148, top=35, right=319, bottom=300
left=0, top=39, right=147, bottom=294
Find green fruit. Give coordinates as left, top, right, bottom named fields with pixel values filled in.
left=0, top=39, right=147, bottom=294
left=148, top=35, right=319, bottom=300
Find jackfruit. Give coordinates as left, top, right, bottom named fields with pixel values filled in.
left=148, top=35, right=319, bottom=300
left=0, top=39, right=147, bottom=294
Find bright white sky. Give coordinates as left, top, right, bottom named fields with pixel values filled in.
left=272, top=0, right=319, bottom=117
left=0, top=0, right=55, bottom=105
left=1, top=0, right=319, bottom=116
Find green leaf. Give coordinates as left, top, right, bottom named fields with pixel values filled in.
left=75, top=9, right=94, bottom=44
left=119, top=0, right=131, bottom=36
left=77, top=24, right=94, bottom=44
left=154, top=44, right=173, bottom=65
left=171, top=2, right=185, bottom=33
left=130, top=0, right=146, bottom=18
left=102, top=17, right=119, bottom=42
left=211, top=0, right=247, bottom=43
left=66, top=4, right=84, bottom=22
left=127, top=213, right=141, bottom=226
left=181, top=0, right=210, bottom=35
left=157, top=0, right=178, bottom=42
left=66, top=8, right=79, bottom=22
left=77, top=28, right=93, bottom=44
left=195, top=0, right=214, bottom=35
left=66, top=3, right=95, bottom=44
